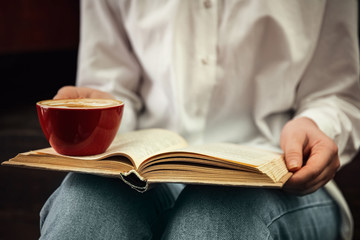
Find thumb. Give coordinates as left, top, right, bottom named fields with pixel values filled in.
left=283, top=142, right=303, bottom=172
left=280, top=125, right=306, bottom=172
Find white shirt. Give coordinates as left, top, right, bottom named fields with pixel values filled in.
left=76, top=1, right=360, bottom=239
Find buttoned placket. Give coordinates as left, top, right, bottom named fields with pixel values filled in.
left=171, top=1, right=218, bottom=143
left=195, top=0, right=218, bottom=141
left=203, top=0, right=212, bottom=9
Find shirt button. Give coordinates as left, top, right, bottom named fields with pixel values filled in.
left=203, top=0, right=212, bottom=8
left=201, top=58, right=208, bottom=65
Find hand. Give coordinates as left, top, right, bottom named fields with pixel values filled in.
left=54, top=86, right=115, bottom=100
left=280, top=117, right=340, bottom=195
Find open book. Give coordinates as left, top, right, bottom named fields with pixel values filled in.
left=2, top=128, right=292, bottom=192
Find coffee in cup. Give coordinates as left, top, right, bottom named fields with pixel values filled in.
left=36, top=98, right=124, bottom=156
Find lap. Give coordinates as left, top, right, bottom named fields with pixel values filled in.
left=40, top=174, right=340, bottom=240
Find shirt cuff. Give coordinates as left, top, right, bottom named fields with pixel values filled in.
left=295, top=107, right=341, bottom=141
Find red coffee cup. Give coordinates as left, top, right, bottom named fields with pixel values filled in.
left=36, top=98, right=124, bottom=156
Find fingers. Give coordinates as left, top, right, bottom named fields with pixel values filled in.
left=86, top=88, right=116, bottom=99
left=53, top=86, right=80, bottom=99
left=53, top=86, right=115, bottom=100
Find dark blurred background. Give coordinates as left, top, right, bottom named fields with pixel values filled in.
left=0, top=1, right=359, bottom=240
left=0, top=1, right=78, bottom=239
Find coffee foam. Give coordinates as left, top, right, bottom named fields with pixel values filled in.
left=38, top=99, right=123, bottom=109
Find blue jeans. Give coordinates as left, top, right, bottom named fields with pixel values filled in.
left=40, top=173, right=340, bottom=239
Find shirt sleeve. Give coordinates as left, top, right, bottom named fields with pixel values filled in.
left=76, top=0, right=143, bottom=132
left=295, top=0, right=360, bottom=166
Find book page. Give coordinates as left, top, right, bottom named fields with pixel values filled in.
left=173, top=143, right=282, bottom=167
left=35, top=129, right=188, bottom=169
left=109, top=129, right=188, bottom=168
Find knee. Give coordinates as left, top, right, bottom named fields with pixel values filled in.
left=40, top=173, right=155, bottom=240
left=42, top=173, right=126, bottom=216
left=162, top=185, right=272, bottom=239
left=168, top=185, right=270, bottom=219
